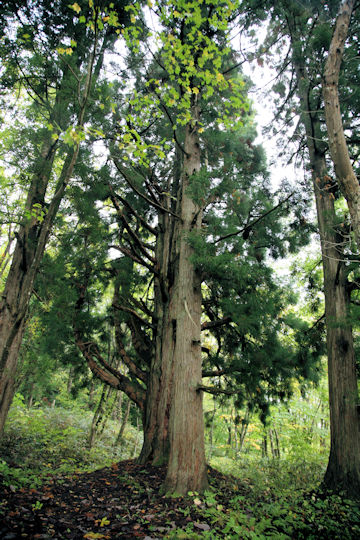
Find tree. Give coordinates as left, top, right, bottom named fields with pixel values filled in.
left=323, top=0, right=360, bottom=251
left=240, top=0, right=360, bottom=495
left=32, top=0, right=320, bottom=497
left=1, top=0, right=323, bottom=495
left=0, top=0, right=130, bottom=434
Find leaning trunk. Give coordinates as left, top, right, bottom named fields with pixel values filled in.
left=0, top=148, right=78, bottom=435
left=0, top=320, right=26, bottom=432
left=0, top=139, right=56, bottom=434
left=323, top=0, right=360, bottom=252
left=0, top=33, right=99, bottom=434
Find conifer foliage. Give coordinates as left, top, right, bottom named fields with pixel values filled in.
left=0, top=0, right=328, bottom=496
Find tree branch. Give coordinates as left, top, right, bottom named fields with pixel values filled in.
left=110, top=193, right=156, bottom=262
left=214, top=192, right=295, bottom=244
left=110, top=245, right=158, bottom=275
left=201, top=317, right=232, bottom=331
left=107, top=182, right=157, bottom=235
left=197, top=384, right=242, bottom=396
left=112, top=158, right=180, bottom=218
left=113, top=303, right=155, bottom=329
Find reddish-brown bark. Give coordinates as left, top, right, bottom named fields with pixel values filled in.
left=162, top=119, right=208, bottom=495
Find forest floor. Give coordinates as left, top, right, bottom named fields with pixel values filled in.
left=1, top=458, right=360, bottom=539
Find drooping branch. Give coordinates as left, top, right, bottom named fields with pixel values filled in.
left=75, top=335, right=146, bottom=410
left=73, top=271, right=146, bottom=410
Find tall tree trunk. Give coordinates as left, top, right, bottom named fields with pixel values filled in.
left=0, top=31, right=99, bottom=434
left=139, top=147, right=182, bottom=466
left=323, top=0, right=360, bottom=252
left=163, top=118, right=208, bottom=495
left=294, top=62, right=360, bottom=495
left=0, top=147, right=78, bottom=434
left=307, top=123, right=360, bottom=499
left=139, top=214, right=173, bottom=465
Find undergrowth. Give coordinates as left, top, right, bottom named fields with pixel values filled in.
left=168, top=456, right=360, bottom=539
left=0, top=394, right=137, bottom=489
left=0, top=399, right=359, bottom=539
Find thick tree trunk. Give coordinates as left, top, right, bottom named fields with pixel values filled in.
left=138, top=304, right=173, bottom=465
left=163, top=120, right=208, bottom=495
left=296, top=75, right=360, bottom=495
left=139, top=214, right=173, bottom=465
left=139, top=148, right=182, bottom=466
left=323, top=0, right=360, bottom=252
left=309, top=133, right=360, bottom=498
left=314, top=150, right=360, bottom=496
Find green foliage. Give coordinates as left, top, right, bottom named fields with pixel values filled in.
left=0, top=393, right=137, bottom=489
left=170, top=456, right=360, bottom=539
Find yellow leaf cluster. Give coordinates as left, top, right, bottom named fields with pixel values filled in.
left=70, top=2, right=81, bottom=14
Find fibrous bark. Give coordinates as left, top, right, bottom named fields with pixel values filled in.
left=163, top=118, right=208, bottom=495
left=323, top=0, right=360, bottom=252
left=294, top=52, right=360, bottom=495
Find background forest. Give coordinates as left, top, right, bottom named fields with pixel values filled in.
left=0, top=0, right=359, bottom=538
